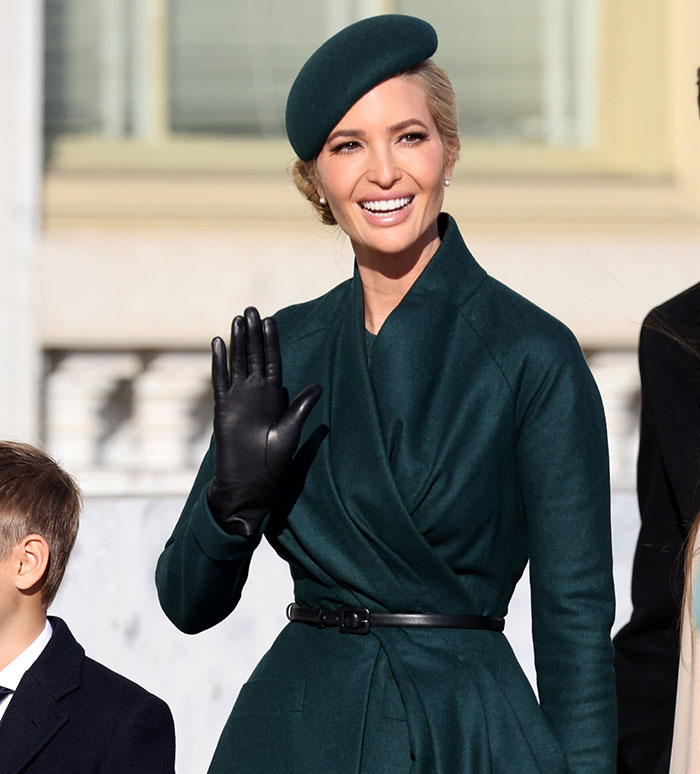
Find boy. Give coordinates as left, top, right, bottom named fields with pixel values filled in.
left=0, top=441, right=175, bottom=773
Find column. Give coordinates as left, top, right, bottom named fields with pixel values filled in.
left=131, top=352, right=210, bottom=472
left=0, top=0, right=42, bottom=440
left=587, top=350, right=641, bottom=489
left=45, top=353, right=142, bottom=474
left=132, top=0, right=169, bottom=141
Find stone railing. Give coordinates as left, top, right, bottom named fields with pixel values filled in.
left=44, top=350, right=212, bottom=495
left=42, top=348, right=641, bottom=495
left=586, top=349, right=641, bottom=490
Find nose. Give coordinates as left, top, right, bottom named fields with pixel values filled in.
left=367, top=143, right=401, bottom=188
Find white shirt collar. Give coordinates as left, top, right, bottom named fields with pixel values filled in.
left=0, top=619, right=53, bottom=691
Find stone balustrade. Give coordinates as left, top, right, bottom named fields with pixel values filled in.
left=42, top=347, right=642, bottom=495
left=44, top=350, right=211, bottom=494
left=587, top=349, right=641, bottom=490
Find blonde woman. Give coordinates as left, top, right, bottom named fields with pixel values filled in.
left=157, top=15, right=616, bottom=773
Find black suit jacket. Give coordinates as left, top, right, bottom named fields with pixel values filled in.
left=0, top=617, right=175, bottom=774
left=614, top=282, right=700, bottom=774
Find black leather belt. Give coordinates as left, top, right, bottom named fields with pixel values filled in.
left=286, top=603, right=505, bottom=636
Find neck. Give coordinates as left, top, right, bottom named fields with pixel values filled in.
left=0, top=605, right=46, bottom=671
left=354, top=223, right=441, bottom=334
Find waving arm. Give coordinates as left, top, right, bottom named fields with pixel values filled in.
left=156, top=307, right=321, bottom=633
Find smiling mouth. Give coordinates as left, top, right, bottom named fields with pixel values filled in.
left=359, top=196, right=414, bottom=215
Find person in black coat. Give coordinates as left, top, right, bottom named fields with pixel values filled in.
left=614, top=282, right=700, bottom=773
left=0, top=441, right=175, bottom=774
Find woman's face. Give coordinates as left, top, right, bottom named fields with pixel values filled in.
left=313, top=75, right=452, bottom=261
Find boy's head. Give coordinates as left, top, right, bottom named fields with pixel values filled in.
left=0, top=441, right=81, bottom=609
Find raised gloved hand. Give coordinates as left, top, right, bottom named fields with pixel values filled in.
left=208, top=307, right=322, bottom=536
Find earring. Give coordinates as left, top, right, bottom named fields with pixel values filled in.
left=319, top=196, right=327, bottom=205
left=444, top=179, right=451, bottom=187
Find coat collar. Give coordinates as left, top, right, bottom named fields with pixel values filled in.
left=30, top=617, right=84, bottom=699
left=393, top=211, right=487, bottom=307
left=351, top=212, right=486, bottom=325
left=0, top=617, right=82, bottom=773
left=365, top=213, right=487, bottom=379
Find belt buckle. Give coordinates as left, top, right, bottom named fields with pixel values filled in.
left=338, top=606, right=370, bottom=635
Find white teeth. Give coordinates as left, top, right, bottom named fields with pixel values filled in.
left=361, top=196, right=412, bottom=213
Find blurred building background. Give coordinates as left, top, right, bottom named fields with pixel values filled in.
left=2, top=0, right=699, bottom=770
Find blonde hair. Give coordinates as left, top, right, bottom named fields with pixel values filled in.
left=292, top=58, right=461, bottom=226
left=0, top=441, right=81, bottom=608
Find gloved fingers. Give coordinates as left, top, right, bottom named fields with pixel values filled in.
left=266, top=384, right=322, bottom=475
left=245, top=307, right=264, bottom=376
left=287, top=384, right=323, bottom=420
left=262, top=317, right=282, bottom=383
left=230, top=315, right=247, bottom=380
left=211, top=336, right=230, bottom=396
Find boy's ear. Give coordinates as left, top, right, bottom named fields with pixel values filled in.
left=15, top=534, right=50, bottom=593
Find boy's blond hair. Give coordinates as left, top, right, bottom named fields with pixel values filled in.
left=0, top=441, right=81, bottom=607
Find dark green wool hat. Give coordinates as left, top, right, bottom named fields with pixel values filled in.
left=285, top=14, right=438, bottom=161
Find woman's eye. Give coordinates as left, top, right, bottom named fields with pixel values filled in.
left=330, top=140, right=360, bottom=154
left=400, top=132, right=428, bottom=144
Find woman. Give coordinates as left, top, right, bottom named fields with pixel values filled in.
left=637, top=283, right=700, bottom=773
left=156, top=15, right=616, bottom=773
left=616, top=284, right=700, bottom=773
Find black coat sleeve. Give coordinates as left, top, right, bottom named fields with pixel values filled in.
left=99, top=692, right=176, bottom=774
left=614, top=302, right=700, bottom=774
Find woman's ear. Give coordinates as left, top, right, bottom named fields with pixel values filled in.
left=313, top=182, right=327, bottom=202
left=15, top=534, right=50, bottom=593
left=444, top=157, right=456, bottom=187
left=306, top=160, right=326, bottom=202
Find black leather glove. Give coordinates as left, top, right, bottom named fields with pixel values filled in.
left=208, top=307, right=322, bottom=536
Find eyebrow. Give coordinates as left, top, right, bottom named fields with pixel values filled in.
left=326, top=119, right=430, bottom=144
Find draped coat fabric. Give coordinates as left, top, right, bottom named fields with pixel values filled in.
left=156, top=215, right=616, bottom=773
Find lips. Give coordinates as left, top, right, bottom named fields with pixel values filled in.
left=359, top=195, right=414, bottom=215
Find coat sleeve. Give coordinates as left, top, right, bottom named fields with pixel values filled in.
left=614, top=313, right=700, bottom=773
left=155, top=439, right=265, bottom=634
left=515, top=330, right=616, bottom=773
left=99, top=692, right=176, bottom=774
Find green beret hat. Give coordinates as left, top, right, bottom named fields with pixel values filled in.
left=285, top=15, right=438, bottom=161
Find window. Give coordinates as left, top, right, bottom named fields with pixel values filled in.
left=43, top=0, right=599, bottom=146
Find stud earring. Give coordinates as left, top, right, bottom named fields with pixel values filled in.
left=444, top=179, right=451, bottom=187
left=319, top=196, right=327, bottom=205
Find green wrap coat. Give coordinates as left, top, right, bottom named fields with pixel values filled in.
left=156, top=215, right=616, bottom=773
